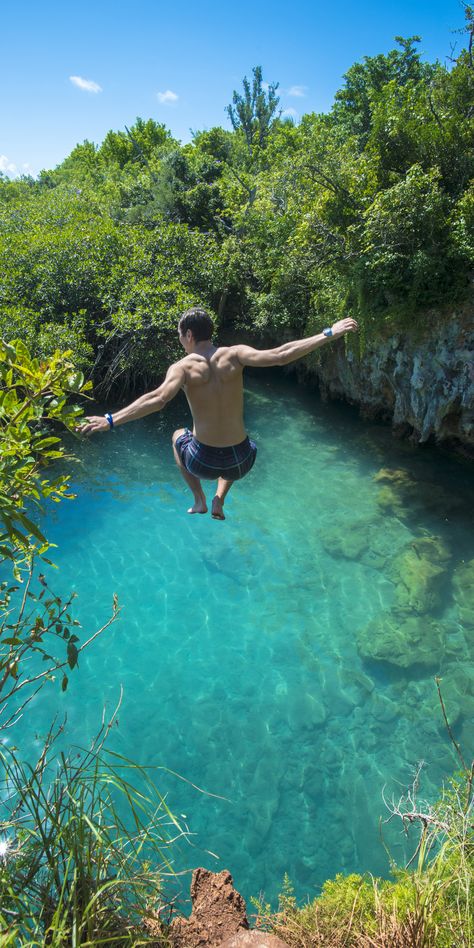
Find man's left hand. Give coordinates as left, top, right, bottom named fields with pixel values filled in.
left=78, top=416, right=110, bottom=436
left=331, top=318, right=359, bottom=338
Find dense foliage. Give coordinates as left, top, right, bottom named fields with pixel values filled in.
left=0, top=338, right=122, bottom=725
left=0, top=24, right=473, bottom=396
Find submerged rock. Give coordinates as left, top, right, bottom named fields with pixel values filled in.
left=375, top=470, right=462, bottom=520
left=287, top=691, right=327, bottom=731
left=357, top=612, right=445, bottom=667
left=448, top=666, right=474, bottom=719
left=410, top=535, right=451, bottom=563
left=322, top=512, right=424, bottom=575
left=452, top=559, right=474, bottom=628
left=411, top=678, right=463, bottom=729
left=321, top=519, right=371, bottom=560
left=376, top=484, right=408, bottom=518
left=338, top=667, right=375, bottom=706
left=360, top=529, right=400, bottom=570
left=387, top=538, right=450, bottom=615
left=374, top=468, right=416, bottom=486
left=369, top=691, right=399, bottom=723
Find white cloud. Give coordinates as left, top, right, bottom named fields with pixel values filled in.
left=0, top=155, right=17, bottom=175
left=281, top=107, right=298, bottom=118
left=69, top=75, right=102, bottom=93
left=157, top=89, right=178, bottom=104
left=287, top=85, right=307, bottom=98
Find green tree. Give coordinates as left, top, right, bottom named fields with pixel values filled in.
left=98, top=117, right=172, bottom=169
left=359, top=165, right=464, bottom=310
left=226, top=66, right=280, bottom=157
left=332, top=37, right=435, bottom=143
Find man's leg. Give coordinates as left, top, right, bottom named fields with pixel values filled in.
left=172, top=430, right=208, bottom=514
left=212, top=478, right=233, bottom=521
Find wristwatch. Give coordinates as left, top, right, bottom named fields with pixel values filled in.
left=323, top=327, right=333, bottom=337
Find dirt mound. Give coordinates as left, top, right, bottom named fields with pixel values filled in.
left=143, top=867, right=289, bottom=947
left=168, top=867, right=249, bottom=947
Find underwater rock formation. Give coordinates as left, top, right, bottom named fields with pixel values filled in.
left=374, top=468, right=462, bottom=520
left=321, top=519, right=371, bottom=559
left=387, top=537, right=451, bottom=615
left=351, top=530, right=473, bottom=670
left=357, top=612, right=445, bottom=667
left=321, top=514, right=406, bottom=570
left=407, top=678, right=464, bottom=728
left=452, top=558, right=474, bottom=628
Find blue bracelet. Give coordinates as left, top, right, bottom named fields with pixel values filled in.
left=104, top=412, right=114, bottom=429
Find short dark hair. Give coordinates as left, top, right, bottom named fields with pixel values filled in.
left=178, top=307, right=214, bottom=342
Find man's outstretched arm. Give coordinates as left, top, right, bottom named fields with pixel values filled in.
left=235, top=318, right=358, bottom=367
left=79, top=362, right=186, bottom=435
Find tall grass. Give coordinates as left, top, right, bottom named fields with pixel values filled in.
left=0, top=705, right=188, bottom=946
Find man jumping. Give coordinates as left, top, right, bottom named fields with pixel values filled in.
left=80, top=307, right=358, bottom=520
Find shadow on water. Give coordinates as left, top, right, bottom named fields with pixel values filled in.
left=24, top=372, right=474, bottom=906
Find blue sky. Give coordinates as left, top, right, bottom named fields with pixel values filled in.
left=1, top=0, right=467, bottom=177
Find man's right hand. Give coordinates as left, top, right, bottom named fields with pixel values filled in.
left=330, top=318, right=359, bottom=338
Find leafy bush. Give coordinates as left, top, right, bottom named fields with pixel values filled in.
left=360, top=165, right=465, bottom=310
left=452, top=180, right=474, bottom=263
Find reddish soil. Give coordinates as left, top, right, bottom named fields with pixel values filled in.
left=145, top=867, right=290, bottom=947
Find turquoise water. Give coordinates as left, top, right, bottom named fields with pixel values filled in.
left=14, top=374, right=474, bottom=907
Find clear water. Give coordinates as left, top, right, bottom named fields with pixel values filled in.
left=13, top=374, right=474, bottom=907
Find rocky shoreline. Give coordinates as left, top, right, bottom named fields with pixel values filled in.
left=297, top=301, right=474, bottom=457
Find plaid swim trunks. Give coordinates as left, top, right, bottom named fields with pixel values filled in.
left=175, top=429, right=257, bottom=481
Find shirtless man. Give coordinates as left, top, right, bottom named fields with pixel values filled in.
left=81, top=307, right=358, bottom=519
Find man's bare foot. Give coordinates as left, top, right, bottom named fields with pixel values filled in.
left=211, top=496, right=225, bottom=520
left=188, top=494, right=208, bottom=515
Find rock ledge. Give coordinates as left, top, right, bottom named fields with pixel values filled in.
left=162, top=867, right=289, bottom=948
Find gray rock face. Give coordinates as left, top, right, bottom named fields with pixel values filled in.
left=302, top=305, right=474, bottom=452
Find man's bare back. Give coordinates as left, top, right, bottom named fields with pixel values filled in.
left=80, top=306, right=358, bottom=519
left=178, top=346, right=246, bottom=446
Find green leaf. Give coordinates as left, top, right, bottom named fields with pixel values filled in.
left=33, top=437, right=61, bottom=451
left=15, top=513, right=46, bottom=543
left=67, top=641, right=79, bottom=670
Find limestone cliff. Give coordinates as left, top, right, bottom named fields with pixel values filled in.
left=299, top=301, right=474, bottom=454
